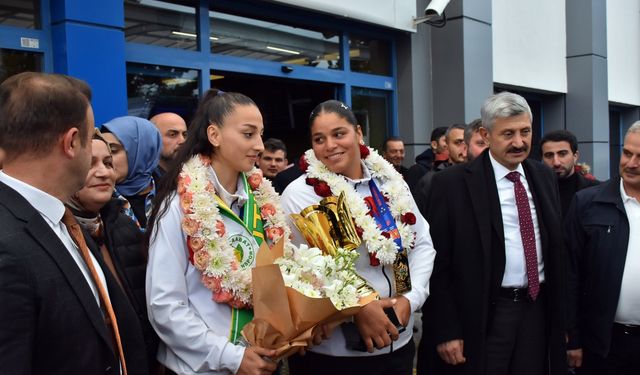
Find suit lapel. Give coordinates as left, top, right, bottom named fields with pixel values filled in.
left=522, top=160, right=551, bottom=257
left=464, top=152, right=504, bottom=289
left=464, top=159, right=492, bottom=258
left=0, top=182, right=115, bottom=354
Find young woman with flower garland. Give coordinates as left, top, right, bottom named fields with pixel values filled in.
left=146, top=89, right=289, bottom=375
left=281, top=100, right=436, bottom=375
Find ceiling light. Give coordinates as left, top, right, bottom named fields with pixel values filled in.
left=171, top=31, right=219, bottom=40
left=266, top=45, right=300, bottom=55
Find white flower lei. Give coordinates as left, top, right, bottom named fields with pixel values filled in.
left=303, top=147, right=416, bottom=264
left=178, top=154, right=291, bottom=308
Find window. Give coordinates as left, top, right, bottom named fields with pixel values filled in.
left=0, top=0, right=40, bottom=29
left=210, top=10, right=340, bottom=69
left=352, top=88, right=391, bottom=148
left=126, top=63, right=199, bottom=123
left=124, top=0, right=198, bottom=51
left=349, top=34, right=391, bottom=76
left=0, top=48, right=43, bottom=82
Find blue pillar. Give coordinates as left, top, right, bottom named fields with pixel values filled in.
left=50, top=0, right=126, bottom=125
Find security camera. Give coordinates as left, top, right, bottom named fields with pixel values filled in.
left=424, top=0, right=450, bottom=17
left=414, top=0, right=450, bottom=26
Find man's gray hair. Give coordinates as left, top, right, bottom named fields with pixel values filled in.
left=626, top=120, right=640, bottom=136
left=481, top=92, right=532, bottom=131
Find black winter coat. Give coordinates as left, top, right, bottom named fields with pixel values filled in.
left=101, top=199, right=159, bottom=372
left=565, top=179, right=631, bottom=356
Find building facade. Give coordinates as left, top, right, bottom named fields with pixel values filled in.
left=1, top=0, right=638, bottom=179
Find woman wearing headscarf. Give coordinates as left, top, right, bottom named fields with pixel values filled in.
left=101, top=116, right=162, bottom=230
left=67, top=129, right=159, bottom=373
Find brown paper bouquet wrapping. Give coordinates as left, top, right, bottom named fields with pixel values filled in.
left=241, top=239, right=377, bottom=360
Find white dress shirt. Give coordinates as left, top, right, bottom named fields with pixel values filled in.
left=488, top=154, right=545, bottom=288
left=0, top=171, right=108, bottom=306
left=280, top=162, right=436, bottom=357
left=614, top=179, right=640, bottom=324
left=146, top=167, right=256, bottom=374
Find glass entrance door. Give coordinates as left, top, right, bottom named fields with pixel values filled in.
left=351, top=87, right=391, bottom=151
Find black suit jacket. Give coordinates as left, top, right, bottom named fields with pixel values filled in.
left=419, top=150, right=567, bottom=375
left=0, top=181, right=148, bottom=375
left=565, top=179, right=630, bottom=356
left=558, top=172, right=600, bottom=218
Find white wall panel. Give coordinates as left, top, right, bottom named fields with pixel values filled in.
left=607, top=0, right=640, bottom=106
left=271, top=0, right=417, bottom=32
left=492, top=0, right=567, bottom=93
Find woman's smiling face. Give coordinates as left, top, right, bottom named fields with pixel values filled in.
left=76, top=139, right=116, bottom=212
left=310, top=111, right=363, bottom=180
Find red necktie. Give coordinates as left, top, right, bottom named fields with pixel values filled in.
left=62, top=209, right=128, bottom=375
left=505, top=171, right=540, bottom=301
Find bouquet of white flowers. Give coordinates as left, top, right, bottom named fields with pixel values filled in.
left=276, top=244, right=371, bottom=310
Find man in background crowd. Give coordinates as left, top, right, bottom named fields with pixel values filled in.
left=464, top=118, right=489, bottom=162
left=257, top=138, right=288, bottom=179
left=381, top=136, right=409, bottom=179
left=406, top=126, right=449, bottom=192
left=414, top=123, right=467, bottom=209
left=150, top=112, right=187, bottom=180
left=540, top=130, right=599, bottom=218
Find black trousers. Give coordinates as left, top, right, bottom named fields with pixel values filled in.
left=581, top=324, right=640, bottom=375
left=485, top=289, right=547, bottom=375
left=288, top=339, right=415, bottom=375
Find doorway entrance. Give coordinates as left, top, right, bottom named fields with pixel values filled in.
left=212, top=72, right=337, bottom=161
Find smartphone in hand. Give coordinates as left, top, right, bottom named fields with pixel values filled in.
left=343, top=307, right=407, bottom=351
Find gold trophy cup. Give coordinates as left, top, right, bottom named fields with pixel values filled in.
left=290, top=192, right=376, bottom=298
left=291, top=192, right=412, bottom=296
left=290, top=193, right=361, bottom=256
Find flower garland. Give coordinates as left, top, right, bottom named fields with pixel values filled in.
left=300, top=145, right=417, bottom=265
left=178, top=154, right=291, bottom=309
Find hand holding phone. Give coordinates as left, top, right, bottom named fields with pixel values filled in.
left=383, top=306, right=406, bottom=334
left=343, top=298, right=407, bottom=352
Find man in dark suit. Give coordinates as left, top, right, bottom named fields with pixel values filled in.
left=0, top=72, right=148, bottom=375
left=540, top=130, right=599, bottom=218
left=565, top=121, right=640, bottom=374
left=417, top=92, right=567, bottom=375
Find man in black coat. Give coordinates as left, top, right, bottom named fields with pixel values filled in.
left=0, top=72, right=148, bottom=375
left=418, top=92, right=567, bottom=375
left=540, top=130, right=599, bottom=218
left=406, top=126, right=449, bottom=193
left=565, top=121, right=640, bottom=374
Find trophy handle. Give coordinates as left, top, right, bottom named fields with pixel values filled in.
left=336, top=193, right=362, bottom=251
